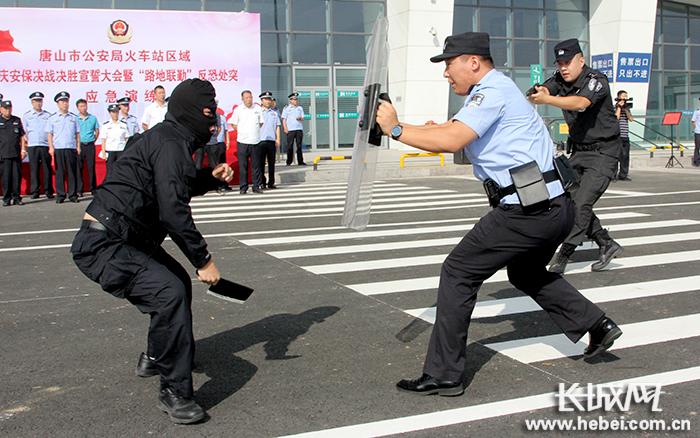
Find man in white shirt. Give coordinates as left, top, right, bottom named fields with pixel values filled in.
left=141, top=85, right=168, bottom=131
left=99, top=104, right=131, bottom=175
left=228, top=90, right=264, bottom=194
left=691, top=97, right=700, bottom=167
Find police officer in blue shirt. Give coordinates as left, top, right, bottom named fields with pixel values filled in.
left=117, top=97, right=140, bottom=137
left=259, top=91, right=280, bottom=189
left=23, top=91, right=55, bottom=199
left=47, top=91, right=81, bottom=203
left=282, top=92, right=306, bottom=166
left=376, top=32, right=622, bottom=396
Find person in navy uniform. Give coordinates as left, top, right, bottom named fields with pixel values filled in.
left=376, top=32, right=622, bottom=396
left=259, top=91, right=281, bottom=189
left=117, top=96, right=140, bottom=137
left=0, top=100, right=27, bottom=206
left=282, top=92, right=306, bottom=166
left=47, top=91, right=81, bottom=203
left=528, top=39, right=623, bottom=274
left=22, top=91, right=55, bottom=199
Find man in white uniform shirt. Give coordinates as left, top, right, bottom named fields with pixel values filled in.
left=99, top=104, right=131, bottom=175
left=141, top=85, right=168, bottom=131
left=228, top=90, right=264, bottom=194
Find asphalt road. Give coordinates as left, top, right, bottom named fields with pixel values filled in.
left=1, top=170, right=699, bottom=437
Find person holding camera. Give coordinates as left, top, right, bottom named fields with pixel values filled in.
left=615, top=90, right=634, bottom=180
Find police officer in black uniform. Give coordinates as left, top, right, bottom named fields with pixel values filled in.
left=528, top=39, right=623, bottom=274
left=0, top=100, right=27, bottom=206
left=71, top=79, right=233, bottom=424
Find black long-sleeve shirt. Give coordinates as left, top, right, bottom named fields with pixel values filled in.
left=86, top=114, right=221, bottom=269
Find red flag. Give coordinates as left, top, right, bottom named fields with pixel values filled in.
left=0, top=30, right=20, bottom=53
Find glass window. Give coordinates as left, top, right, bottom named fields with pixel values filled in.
left=662, top=16, right=687, bottom=43
left=17, top=0, right=63, bottom=5
left=646, top=71, right=661, bottom=113
left=205, top=0, right=245, bottom=12
left=67, top=0, right=112, bottom=7
left=691, top=46, right=700, bottom=71
left=545, top=0, right=586, bottom=10
left=655, top=14, right=661, bottom=41
left=691, top=18, right=700, bottom=44
left=512, top=69, right=532, bottom=93
left=661, top=1, right=687, bottom=17
left=292, top=0, right=328, bottom=32
left=515, top=0, right=543, bottom=7
left=114, top=0, right=157, bottom=8
left=480, top=0, right=509, bottom=6
left=261, top=66, right=292, bottom=105
left=652, top=44, right=659, bottom=70
left=664, top=45, right=686, bottom=70
left=160, top=0, right=202, bottom=10
left=295, top=68, right=330, bottom=86
left=513, top=40, right=540, bottom=67
left=690, top=73, right=700, bottom=102
left=453, top=6, right=476, bottom=33
left=333, top=35, right=367, bottom=64
left=664, top=72, right=688, bottom=110
left=491, top=38, right=509, bottom=68
left=261, top=33, right=288, bottom=64
left=480, top=7, right=509, bottom=38
left=454, top=0, right=476, bottom=5
left=448, top=92, right=465, bottom=119
left=247, top=0, right=287, bottom=31
left=513, top=8, right=542, bottom=38
left=335, top=68, right=365, bottom=86
left=546, top=11, right=587, bottom=40
left=292, top=34, right=328, bottom=64
left=332, top=1, right=384, bottom=33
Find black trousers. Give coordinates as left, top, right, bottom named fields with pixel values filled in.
left=28, top=146, right=54, bottom=196
left=694, top=134, right=700, bottom=166
left=423, top=195, right=604, bottom=381
left=286, top=130, right=305, bottom=165
left=54, top=148, right=79, bottom=200
left=564, top=141, right=620, bottom=247
left=71, top=221, right=195, bottom=398
left=259, top=140, right=276, bottom=187
left=1, top=158, right=22, bottom=203
left=77, top=142, right=96, bottom=194
left=238, top=142, right=263, bottom=190
left=105, top=150, right=124, bottom=177
left=617, top=137, right=630, bottom=179
left=195, top=143, right=228, bottom=189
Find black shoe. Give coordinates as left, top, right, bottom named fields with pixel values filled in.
left=286, top=163, right=291, bottom=167
left=618, top=176, right=631, bottom=181
left=136, top=352, right=158, bottom=378
left=267, top=184, right=277, bottom=190
left=396, top=373, right=464, bottom=396
left=216, top=187, right=226, bottom=196
left=78, top=193, right=83, bottom=198
left=69, top=197, right=79, bottom=203
left=56, top=197, right=65, bottom=204
left=584, top=317, right=622, bottom=358
left=158, top=388, right=206, bottom=424
left=46, top=194, right=55, bottom=199
left=252, top=187, right=264, bottom=194
left=298, top=162, right=307, bottom=166
left=239, top=188, right=248, bottom=194
left=30, top=194, right=39, bottom=200
left=12, top=199, right=23, bottom=206
left=2, top=201, right=9, bottom=207
left=591, top=239, right=623, bottom=271
left=223, top=186, right=233, bottom=192
left=548, top=251, right=570, bottom=274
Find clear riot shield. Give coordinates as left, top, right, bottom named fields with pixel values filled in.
left=341, top=16, right=389, bottom=231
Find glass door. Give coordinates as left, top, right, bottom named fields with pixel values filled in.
left=297, top=88, right=332, bottom=150
left=335, top=89, right=361, bottom=148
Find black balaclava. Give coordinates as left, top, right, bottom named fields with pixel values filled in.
left=167, top=78, right=217, bottom=145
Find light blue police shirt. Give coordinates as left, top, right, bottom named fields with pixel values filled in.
left=78, top=113, right=99, bottom=143
left=120, top=114, right=140, bottom=137
left=453, top=69, right=564, bottom=205
left=46, top=112, right=79, bottom=150
left=207, top=114, right=227, bottom=145
left=22, top=109, right=52, bottom=147
left=282, top=105, right=304, bottom=131
left=261, top=108, right=281, bottom=141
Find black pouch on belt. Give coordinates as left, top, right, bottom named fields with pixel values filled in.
left=509, top=161, right=550, bottom=214
left=553, top=155, right=576, bottom=190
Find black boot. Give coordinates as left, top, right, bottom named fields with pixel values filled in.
left=591, top=229, right=623, bottom=272
left=548, top=243, right=576, bottom=274
left=136, top=352, right=158, bottom=377
left=158, top=388, right=206, bottom=424
left=584, top=316, right=623, bottom=358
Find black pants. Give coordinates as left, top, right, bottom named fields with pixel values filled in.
left=105, top=150, right=124, bottom=177
left=54, top=148, right=79, bottom=200
left=286, top=130, right=305, bottom=165
left=238, top=142, right=263, bottom=190
left=28, top=146, right=54, bottom=197
left=196, top=142, right=228, bottom=189
left=617, top=137, right=630, bottom=179
left=694, top=134, right=700, bottom=166
left=77, top=142, right=96, bottom=194
left=1, top=158, right=22, bottom=203
left=423, top=196, right=604, bottom=381
left=259, top=140, right=276, bottom=187
left=564, top=141, right=620, bottom=247
left=71, top=221, right=195, bottom=398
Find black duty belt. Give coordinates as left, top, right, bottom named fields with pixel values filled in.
left=498, top=169, right=559, bottom=198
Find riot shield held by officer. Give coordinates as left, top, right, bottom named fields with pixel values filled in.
left=71, top=78, right=234, bottom=424
left=528, top=38, right=624, bottom=275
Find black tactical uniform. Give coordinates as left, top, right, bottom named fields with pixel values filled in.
left=541, top=39, right=623, bottom=274
left=0, top=101, right=25, bottom=206
left=71, top=79, right=221, bottom=424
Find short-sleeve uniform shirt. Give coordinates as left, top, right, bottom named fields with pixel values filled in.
left=228, top=104, right=264, bottom=144
left=98, top=120, right=130, bottom=152
left=0, top=115, right=25, bottom=159
left=47, top=112, right=80, bottom=149
left=692, top=109, right=700, bottom=134
left=281, top=105, right=304, bottom=131
left=261, top=108, right=281, bottom=141
left=22, top=109, right=52, bottom=147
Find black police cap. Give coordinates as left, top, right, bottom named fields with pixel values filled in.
left=0, top=93, right=3, bottom=101
left=30, top=91, right=44, bottom=100
left=0, top=100, right=12, bottom=108
left=108, top=104, right=119, bottom=112
left=54, top=91, right=70, bottom=102
left=430, top=32, right=491, bottom=63
left=117, top=97, right=131, bottom=105
left=553, top=38, right=583, bottom=63
left=288, top=92, right=299, bottom=99
left=259, top=91, right=273, bottom=99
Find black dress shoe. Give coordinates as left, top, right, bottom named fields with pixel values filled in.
left=46, top=194, right=55, bottom=199
left=548, top=251, right=569, bottom=274
left=396, top=373, right=464, bottom=396
left=239, top=188, right=248, bottom=194
left=584, top=317, right=622, bottom=358
left=69, top=197, right=80, bottom=203
left=56, top=197, right=65, bottom=204
left=618, top=177, right=631, bottom=181
left=2, top=201, right=10, bottom=207
left=30, top=194, right=40, bottom=200
left=267, top=184, right=277, bottom=190
left=136, top=352, right=158, bottom=377
left=252, top=187, right=264, bottom=194
left=591, top=239, right=623, bottom=271
left=12, top=199, right=24, bottom=206
left=298, top=162, right=307, bottom=166
left=158, top=388, right=206, bottom=424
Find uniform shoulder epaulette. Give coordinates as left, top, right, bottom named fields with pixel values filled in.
left=102, top=120, right=110, bottom=125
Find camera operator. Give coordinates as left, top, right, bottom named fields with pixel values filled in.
left=614, top=90, right=634, bottom=180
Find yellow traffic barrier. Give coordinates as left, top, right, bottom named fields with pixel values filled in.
left=648, top=144, right=685, bottom=158
left=312, top=155, right=352, bottom=170
left=399, top=152, right=445, bottom=168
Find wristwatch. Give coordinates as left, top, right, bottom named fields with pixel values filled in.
left=390, top=124, right=403, bottom=140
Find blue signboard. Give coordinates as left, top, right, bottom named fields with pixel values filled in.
left=591, top=53, right=614, bottom=81
left=616, top=52, right=652, bottom=83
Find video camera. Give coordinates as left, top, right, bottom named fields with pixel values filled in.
left=615, top=96, right=633, bottom=109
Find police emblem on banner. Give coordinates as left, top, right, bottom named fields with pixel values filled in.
left=108, top=19, right=132, bottom=44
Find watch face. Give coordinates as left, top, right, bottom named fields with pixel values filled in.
left=391, top=125, right=402, bottom=137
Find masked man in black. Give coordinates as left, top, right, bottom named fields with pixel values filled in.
left=71, top=79, right=233, bottom=424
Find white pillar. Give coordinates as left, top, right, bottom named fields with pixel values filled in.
left=387, top=0, right=455, bottom=150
